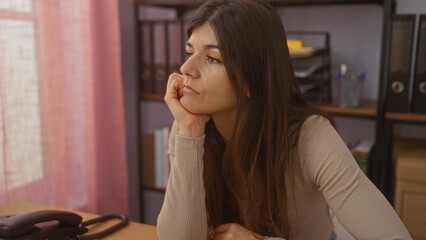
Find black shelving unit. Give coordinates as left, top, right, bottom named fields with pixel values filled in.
left=372, top=0, right=395, bottom=199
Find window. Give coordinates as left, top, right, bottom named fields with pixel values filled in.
left=0, top=0, right=44, bottom=193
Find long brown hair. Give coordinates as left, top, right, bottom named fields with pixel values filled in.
left=186, top=0, right=333, bottom=238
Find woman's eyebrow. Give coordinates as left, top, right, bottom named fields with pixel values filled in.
left=186, top=42, right=219, bottom=50
left=204, top=44, right=219, bottom=50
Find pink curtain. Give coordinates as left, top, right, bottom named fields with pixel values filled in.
left=0, top=0, right=128, bottom=215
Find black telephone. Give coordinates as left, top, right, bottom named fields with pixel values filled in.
left=0, top=210, right=128, bottom=240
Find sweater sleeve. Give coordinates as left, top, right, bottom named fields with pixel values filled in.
left=157, top=121, right=209, bottom=240
left=298, top=115, right=412, bottom=240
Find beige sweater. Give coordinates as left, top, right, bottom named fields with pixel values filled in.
left=157, top=115, right=411, bottom=240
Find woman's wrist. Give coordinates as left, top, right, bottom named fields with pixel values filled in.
left=177, top=126, right=205, bottom=138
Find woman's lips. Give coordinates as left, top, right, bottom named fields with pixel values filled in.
left=183, top=85, right=199, bottom=94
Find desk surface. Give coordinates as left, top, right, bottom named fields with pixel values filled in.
left=0, top=201, right=158, bottom=240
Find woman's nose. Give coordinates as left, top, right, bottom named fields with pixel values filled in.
left=180, top=56, right=199, bottom=79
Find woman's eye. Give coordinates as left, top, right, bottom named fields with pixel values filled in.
left=207, top=56, right=222, bottom=64
left=185, top=51, right=193, bottom=58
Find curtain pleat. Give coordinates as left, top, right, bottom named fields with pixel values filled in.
left=0, top=0, right=128, bottom=215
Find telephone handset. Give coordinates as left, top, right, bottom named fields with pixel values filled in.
left=0, top=210, right=128, bottom=240
left=0, top=210, right=84, bottom=238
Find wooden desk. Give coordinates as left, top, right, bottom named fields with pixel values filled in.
left=0, top=201, right=158, bottom=240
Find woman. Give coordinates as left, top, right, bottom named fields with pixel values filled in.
left=157, top=0, right=411, bottom=239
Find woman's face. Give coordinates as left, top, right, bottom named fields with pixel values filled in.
left=179, top=24, right=236, bottom=118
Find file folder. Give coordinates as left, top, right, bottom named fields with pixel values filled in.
left=141, top=22, right=154, bottom=94
left=412, top=15, right=426, bottom=114
left=386, top=15, right=416, bottom=113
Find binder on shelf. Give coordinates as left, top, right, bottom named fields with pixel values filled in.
left=138, top=5, right=183, bottom=95
left=154, top=20, right=184, bottom=95
left=412, top=14, right=426, bottom=114
left=386, top=15, right=416, bottom=113
left=141, top=22, right=154, bottom=94
left=153, top=22, right=168, bottom=95
left=168, top=20, right=183, bottom=78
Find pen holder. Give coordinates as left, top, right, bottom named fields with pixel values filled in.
left=333, top=72, right=365, bottom=108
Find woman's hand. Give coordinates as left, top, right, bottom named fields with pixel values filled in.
left=164, top=73, right=210, bottom=137
left=211, top=223, right=264, bottom=240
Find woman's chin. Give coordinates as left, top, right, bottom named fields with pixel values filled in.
left=181, top=98, right=206, bottom=115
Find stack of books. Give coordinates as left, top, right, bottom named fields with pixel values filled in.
left=143, top=126, right=171, bottom=189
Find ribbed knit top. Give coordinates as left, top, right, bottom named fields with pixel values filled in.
left=157, top=115, right=412, bottom=240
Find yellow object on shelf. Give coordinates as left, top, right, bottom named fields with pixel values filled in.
left=289, top=47, right=315, bottom=58
left=287, top=39, right=304, bottom=50
left=287, top=39, right=315, bottom=58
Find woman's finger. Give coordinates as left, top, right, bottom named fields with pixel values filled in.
left=164, top=73, right=191, bottom=123
left=167, top=72, right=181, bottom=88
left=165, top=73, right=183, bottom=101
